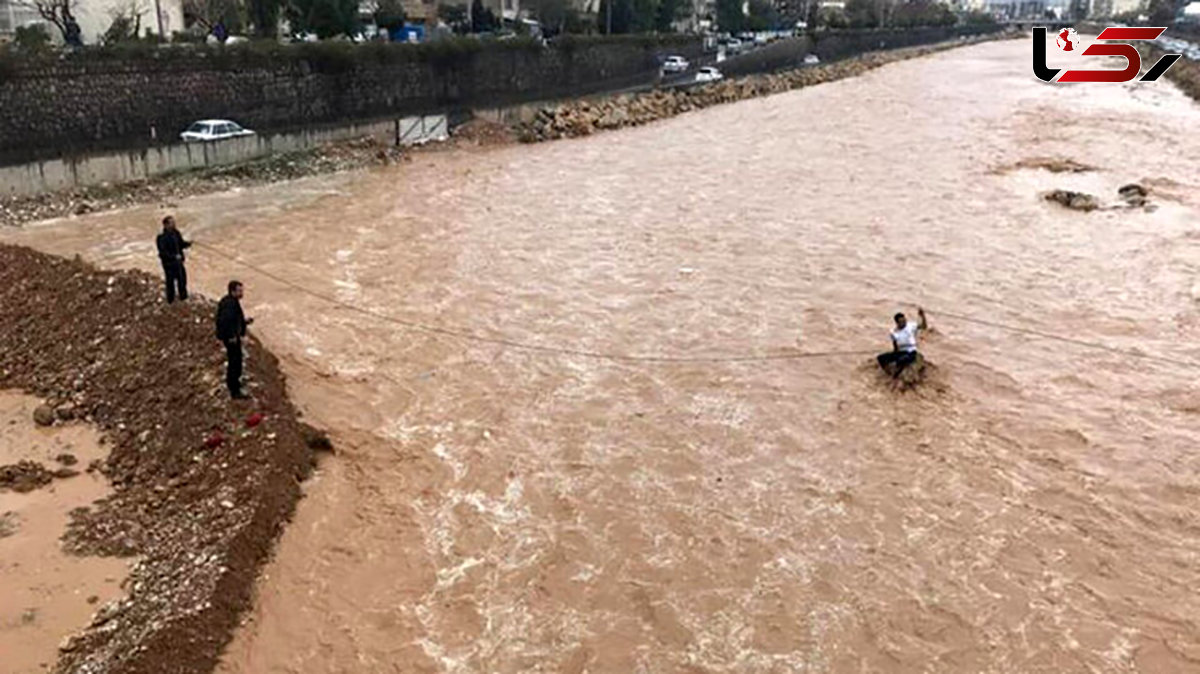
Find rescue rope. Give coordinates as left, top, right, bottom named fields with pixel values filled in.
left=193, top=241, right=1200, bottom=369
left=193, top=241, right=876, bottom=364
left=932, top=309, right=1200, bottom=370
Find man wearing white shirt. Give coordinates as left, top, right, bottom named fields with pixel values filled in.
left=877, top=308, right=928, bottom=376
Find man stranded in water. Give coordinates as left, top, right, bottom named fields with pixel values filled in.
left=877, top=308, right=928, bottom=376
left=215, top=280, right=253, bottom=400
left=156, top=215, right=191, bottom=303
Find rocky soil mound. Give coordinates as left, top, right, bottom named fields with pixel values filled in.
left=517, top=36, right=1004, bottom=142
left=0, top=244, right=322, bottom=673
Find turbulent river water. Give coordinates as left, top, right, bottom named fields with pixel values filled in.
left=5, top=36, right=1200, bottom=673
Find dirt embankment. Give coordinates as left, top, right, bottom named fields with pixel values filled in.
left=0, top=244, right=325, bottom=673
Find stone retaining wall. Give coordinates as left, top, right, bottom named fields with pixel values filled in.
left=0, top=37, right=701, bottom=167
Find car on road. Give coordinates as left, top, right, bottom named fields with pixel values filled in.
left=180, top=119, right=256, bottom=143
left=662, top=55, right=690, bottom=74
left=803, top=53, right=820, bottom=65
left=725, top=38, right=744, bottom=54
left=696, top=66, right=723, bottom=83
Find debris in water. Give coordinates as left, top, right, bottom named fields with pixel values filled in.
left=1118, top=183, right=1149, bottom=207
left=300, top=423, right=334, bottom=453
left=0, top=511, right=17, bottom=537
left=0, top=460, right=54, bottom=492
left=1044, top=189, right=1099, bottom=212
left=1011, top=157, right=1096, bottom=173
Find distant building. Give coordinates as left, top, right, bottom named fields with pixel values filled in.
left=1066, top=0, right=1145, bottom=18
left=985, top=0, right=1046, bottom=17
left=474, top=0, right=521, bottom=22
left=1180, top=0, right=1200, bottom=22
left=675, top=0, right=715, bottom=32
left=0, top=0, right=46, bottom=40
left=79, top=0, right=184, bottom=43
left=0, top=0, right=183, bottom=43
left=1105, top=0, right=1139, bottom=14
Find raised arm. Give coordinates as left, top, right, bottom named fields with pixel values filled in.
left=917, top=307, right=928, bottom=331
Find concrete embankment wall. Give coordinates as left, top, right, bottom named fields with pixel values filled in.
left=0, top=115, right=446, bottom=197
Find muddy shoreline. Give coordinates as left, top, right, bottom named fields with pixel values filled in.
left=0, top=244, right=320, bottom=673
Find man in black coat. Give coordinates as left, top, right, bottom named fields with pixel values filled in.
left=156, top=215, right=191, bottom=303
left=215, top=280, right=253, bottom=399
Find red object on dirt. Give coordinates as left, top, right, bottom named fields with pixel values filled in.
left=204, top=432, right=225, bottom=449
left=245, top=413, right=264, bottom=428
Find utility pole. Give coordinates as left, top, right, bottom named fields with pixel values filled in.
left=607, top=0, right=612, bottom=33
left=154, top=0, right=164, bottom=40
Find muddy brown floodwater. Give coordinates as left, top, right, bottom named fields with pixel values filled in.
left=0, top=392, right=129, bottom=674
left=5, top=37, right=1200, bottom=672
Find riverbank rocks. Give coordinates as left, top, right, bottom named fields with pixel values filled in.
left=517, top=38, right=996, bottom=143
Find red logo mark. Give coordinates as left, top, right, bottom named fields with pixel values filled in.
left=1033, top=26, right=1181, bottom=83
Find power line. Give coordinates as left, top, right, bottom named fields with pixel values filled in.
left=932, top=309, right=1200, bottom=370
left=194, top=241, right=1200, bottom=370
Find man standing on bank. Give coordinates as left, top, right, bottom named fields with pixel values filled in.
left=216, top=281, right=253, bottom=400
left=156, top=215, right=191, bottom=303
left=877, top=307, right=928, bottom=377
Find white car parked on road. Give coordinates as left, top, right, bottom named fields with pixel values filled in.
left=696, top=66, right=723, bottom=83
left=180, top=120, right=256, bottom=143
left=662, top=55, right=690, bottom=74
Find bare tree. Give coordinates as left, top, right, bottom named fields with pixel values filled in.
left=14, top=0, right=78, bottom=41
left=104, top=0, right=151, bottom=42
left=182, top=0, right=240, bottom=31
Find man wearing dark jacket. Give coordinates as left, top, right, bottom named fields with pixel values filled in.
left=215, top=280, right=253, bottom=399
left=156, top=216, right=191, bottom=303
